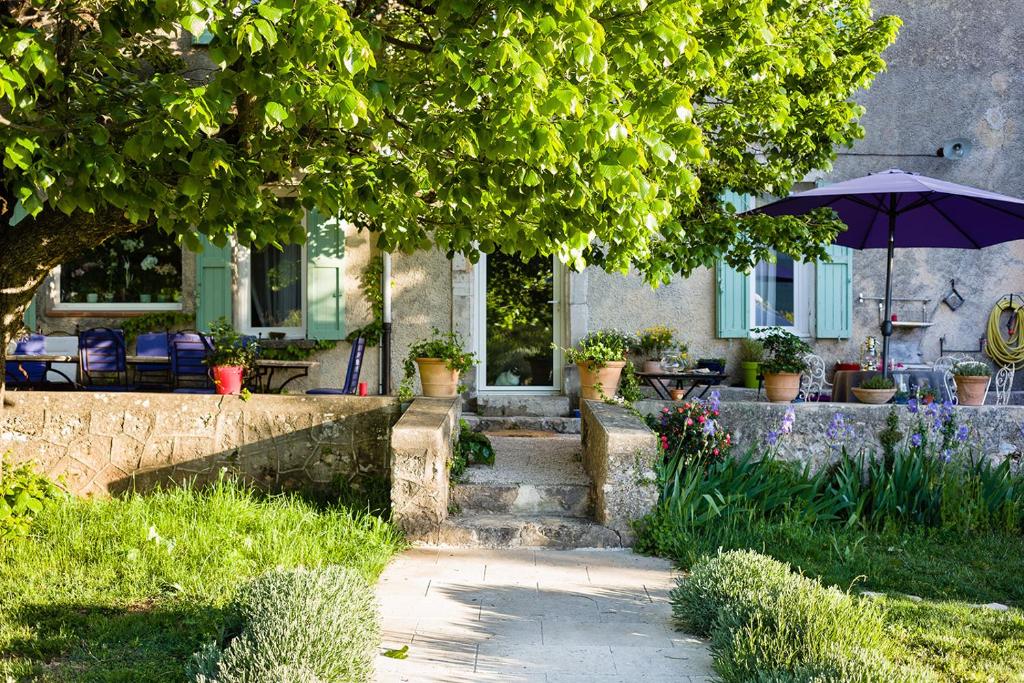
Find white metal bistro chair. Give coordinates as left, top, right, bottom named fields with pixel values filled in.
left=799, top=353, right=830, bottom=402
left=934, top=354, right=970, bottom=405
left=994, top=365, right=1015, bottom=406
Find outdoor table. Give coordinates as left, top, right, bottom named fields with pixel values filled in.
left=635, top=370, right=727, bottom=401
left=253, top=359, right=319, bottom=393
left=6, top=354, right=78, bottom=387
left=832, top=369, right=952, bottom=403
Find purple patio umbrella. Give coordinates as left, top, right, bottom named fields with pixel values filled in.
left=751, top=169, right=1024, bottom=376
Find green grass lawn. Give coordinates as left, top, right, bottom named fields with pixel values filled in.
left=0, top=480, right=403, bottom=682
left=641, top=517, right=1024, bottom=682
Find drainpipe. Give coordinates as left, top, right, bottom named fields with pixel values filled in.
left=380, top=252, right=393, bottom=395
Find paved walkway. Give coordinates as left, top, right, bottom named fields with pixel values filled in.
left=374, top=547, right=716, bottom=682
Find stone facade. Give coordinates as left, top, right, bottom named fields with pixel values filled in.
left=579, top=400, right=659, bottom=544
left=0, top=392, right=398, bottom=496
left=389, top=397, right=461, bottom=540
left=635, top=399, right=1024, bottom=470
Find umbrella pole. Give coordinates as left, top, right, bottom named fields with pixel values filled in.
left=881, top=200, right=897, bottom=379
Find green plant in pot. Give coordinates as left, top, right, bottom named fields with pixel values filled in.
left=852, top=374, right=896, bottom=404
left=738, top=338, right=765, bottom=389
left=634, top=326, right=681, bottom=373
left=206, top=317, right=259, bottom=395
left=952, top=360, right=991, bottom=406
left=754, top=327, right=811, bottom=403
left=562, top=329, right=634, bottom=401
left=400, top=328, right=476, bottom=400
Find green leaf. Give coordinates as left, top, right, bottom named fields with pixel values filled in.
left=264, top=101, right=287, bottom=125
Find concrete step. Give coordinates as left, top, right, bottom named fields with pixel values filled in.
left=474, top=395, right=571, bottom=417
left=433, top=514, right=623, bottom=549
left=463, top=415, right=581, bottom=434
left=451, top=482, right=592, bottom=516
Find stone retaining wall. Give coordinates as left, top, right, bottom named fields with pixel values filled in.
left=635, top=399, right=1024, bottom=467
left=390, top=397, right=461, bottom=540
left=1, top=392, right=399, bottom=496
left=580, top=400, right=659, bottom=545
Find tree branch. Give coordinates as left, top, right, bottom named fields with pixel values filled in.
left=382, top=33, right=433, bottom=53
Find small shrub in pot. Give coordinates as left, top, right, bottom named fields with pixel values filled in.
left=952, top=360, right=991, bottom=406
left=738, top=338, right=765, bottom=389
left=634, top=326, right=682, bottom=372
left=400, top=328, right=476, bottom=400
left=852, top=375, right=897, bottom=404
left=754, top=328, right=811, bottom=403
left=206, top=318, right=259, bottom=395
left=563, top=329, right=634, bottom=401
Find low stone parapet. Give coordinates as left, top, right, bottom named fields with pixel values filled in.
left=579, top=400, right=659, bottom=545
left=1, top=391, right=399, bottom=496
left=390, top=397, right=461, bottom=540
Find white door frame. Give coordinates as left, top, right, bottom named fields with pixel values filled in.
left=473, top=253, right=566, bottom=395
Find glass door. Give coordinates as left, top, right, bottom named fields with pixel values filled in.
left=478, top=251, right=562, bottom=392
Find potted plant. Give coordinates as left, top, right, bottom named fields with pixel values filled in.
left=563, top=330, right=634, bottom=401
left=952, top=360, right=991, bottom=406
left=206, top=318, right=259, bottom=395
left=738, top=338, right=764, bottom=389
left=400, top=328, right=476, bottom=399
left=755, top=327, right=811, bottom=403
left=852, top=375, right=897, bottom=404
left=634, top=326, right=680, bottom=373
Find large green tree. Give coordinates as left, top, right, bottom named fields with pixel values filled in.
left=0, top=0, right=899, bottom=385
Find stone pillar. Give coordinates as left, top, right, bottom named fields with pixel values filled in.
left=580, top=400, right=659, bottom=545
left=390, top=397, right=461, bottom=541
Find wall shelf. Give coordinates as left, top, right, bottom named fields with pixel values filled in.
left=891, top=321, right=934, bottom=329
left=859, top=294, right=933, bottom=328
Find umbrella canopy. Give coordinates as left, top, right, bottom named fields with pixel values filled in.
left=750, top=169, right=1024, bottom=376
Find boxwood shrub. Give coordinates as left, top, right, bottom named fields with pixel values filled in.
left=191, top=565, right=379, bottom=683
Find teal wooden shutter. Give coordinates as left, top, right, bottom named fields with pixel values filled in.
left=195, top=236, right=233, bottom=332
left=193, top=28, right=214, bottom=45
left=715, top=191, right=754, bottom=338
left=23, top=296, right=35, bottom=332
left=306, top=209, right=346, bottom=340
left=815, top=245, right=853, bottom=339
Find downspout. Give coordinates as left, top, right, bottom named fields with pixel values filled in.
left=380, top=252, right=393, bottom=395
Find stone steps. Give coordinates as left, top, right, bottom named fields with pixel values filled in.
left=451, top=482, right=592, bottom=517
left=434, top=513, right=623, bottom=549
left=463, top=414, right=581, bottom=434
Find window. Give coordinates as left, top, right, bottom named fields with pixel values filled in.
left=236, top=242, right=306, bottom=338
left=56, top=231, right=183, bottom=309
left=750, top=251, right=812, bottom=335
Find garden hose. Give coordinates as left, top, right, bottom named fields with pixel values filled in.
left=985, top=295, right=1024, bottom=369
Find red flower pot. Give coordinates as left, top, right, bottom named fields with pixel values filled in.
left=213, top=365, right=245, bottom=395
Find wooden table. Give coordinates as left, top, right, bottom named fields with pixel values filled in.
left=634, top=370, right=727, bottom=400
left=125, top=356, right=318, bottom=393
left=6, top=354, right=78, bottom=387
left=832, top=369, right=952, bottom=403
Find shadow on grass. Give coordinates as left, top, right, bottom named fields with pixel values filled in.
left=6, top=599, right=233, bottom=683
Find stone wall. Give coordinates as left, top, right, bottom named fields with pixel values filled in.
left=390, top=397, right=461, bottom=540
left=580, top=400, right=659, bottom=545
left=635, top=399, right=1024, bottom=469
left=0, top=392, right=399, bottom=496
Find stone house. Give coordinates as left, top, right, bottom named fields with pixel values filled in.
left=20, top=0, right=1024, bottom=408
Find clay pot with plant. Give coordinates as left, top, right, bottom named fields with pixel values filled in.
left=634, top=326, right=681, bottom=373
left=852, top=375, right=896, bottom=404
left=399, top=328, right=476, bottom=400
left=206, top=317, right=259, bottom=395
left=738, top=338, right=765, bottom=389
left=563, top=330, right=634, bottom=401
left=952, top=360, right=991, bottom=406
left=755, top=327, right=811, bottom=403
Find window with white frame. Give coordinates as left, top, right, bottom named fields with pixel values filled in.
left=236, top=240, right=306, bottom=338
left=750, top=251, right=813, bottom=335
left=55, top=231, right=183, bottom=310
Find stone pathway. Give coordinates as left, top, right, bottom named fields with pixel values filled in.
left=374, top=547, right=716, bottom=682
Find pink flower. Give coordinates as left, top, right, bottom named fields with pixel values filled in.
left=686, top=418, right=693, bottom=426
left=698, top=415, right=706, bottom=423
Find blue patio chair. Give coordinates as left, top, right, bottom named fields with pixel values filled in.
left=5, top=334, right=47, bottom=388
left=133, top=332, right=171, bottom=388
left=169, top=332, right=215, bottom=393
left=79, top=328, right=133, bottom=390
left=307, top=336, right=366, bottom=395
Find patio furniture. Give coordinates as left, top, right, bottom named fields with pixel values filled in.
left=832, top=369, right=952, bottom=403
left=798, top=353, right=830, bottom=402
left=256, top=359, right=320, bottom=393
left=5, top=334, right=47, bottom=387
left=131, top=332, right=171, bottom=388
left=307, top=336, right=366, bottom=396
left=78, top=328, right=132, bottom=390
left=169, top=333, right=215, bottom=393
left=634, top=369, right=726, bottom=401
left=994, top=365, right=1015, bottom=406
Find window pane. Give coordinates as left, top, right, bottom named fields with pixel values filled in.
left=250, top=243, right=303, bottom=328
left=61, top=232, right=181, bottom=304
left=485, top=251, right=555, bottom=387
left=754, top=253, right=796, bottom=327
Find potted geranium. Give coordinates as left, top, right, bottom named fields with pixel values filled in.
left=738, top=338, right=764, bottom=389
left=634, top=326, right=681, bottom=373
left=952, top=360, right=991, bottom=406
left=563, top=330, right=634, bottom=401
left=206, top=318, right=259, bottom=395
left=755, top=327, right=811, bottom=403
left=400, top=328, right=476, bottom=399
left=852, top=375, right=896, bottom=404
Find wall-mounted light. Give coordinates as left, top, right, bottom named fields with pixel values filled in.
left=937, top=138, right=972, bottom=160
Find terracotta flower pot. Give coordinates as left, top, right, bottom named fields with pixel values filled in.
left=669, top=388, right=686, bottom=401
left=212, top=365, right=245, bottom=395
left=851, top=387, right=896, bottom=404
left=763, top=372, right=801, bottom=403
left=954, top=374, right=989, bottom=406
left=642, top=359, right=662, bottom=373
left=578, top=361, right=626, bottom=401
left=416, top=358, right=461, bottom=397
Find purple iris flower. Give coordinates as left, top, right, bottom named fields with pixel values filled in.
left=767, top=430, right=780, bottom=446
left=907, top=398, right=919, bottom=414
left=910, top=433, right=923, bottom=448
left=780, top=406, right=796, bottom=435
left=703, top=419, right=717, bottom=437
left=708, top=390, right=721, bottom=412
left=941, top=449, right=952, bottom=463
left=956, top=425, right=969, bottom=442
